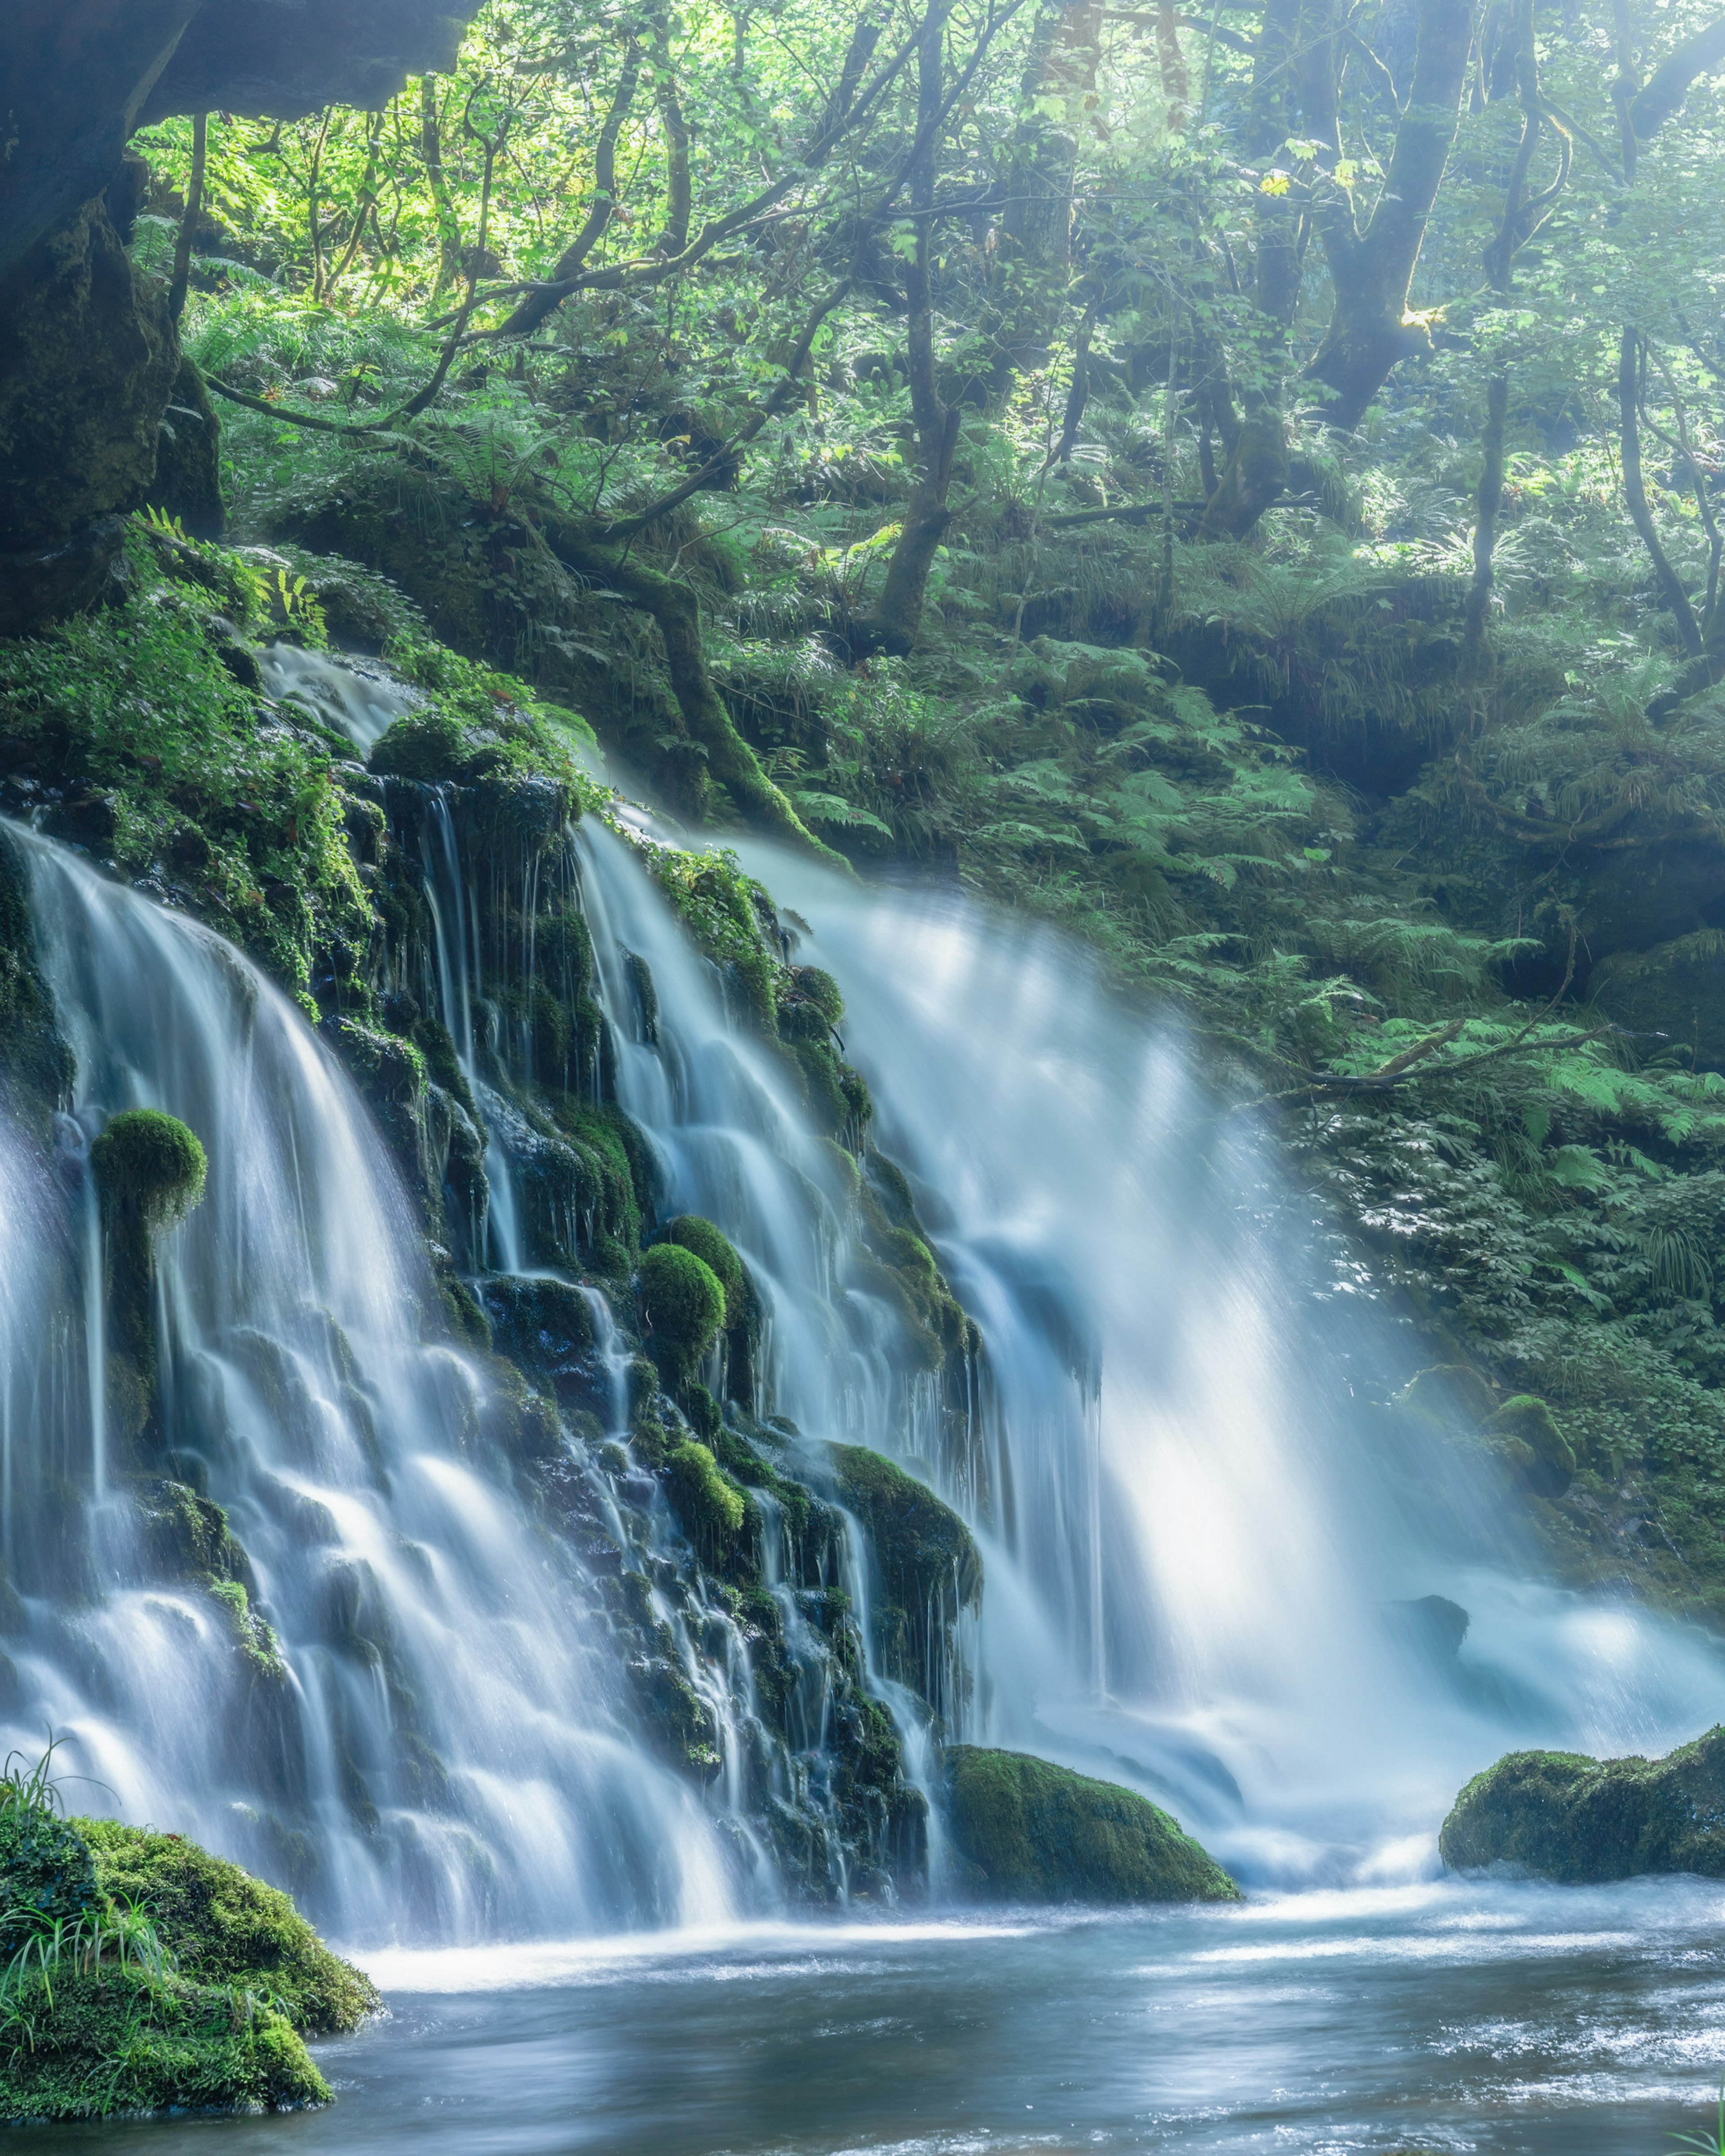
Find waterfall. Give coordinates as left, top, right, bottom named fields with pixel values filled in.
left=7, top=631, right=1722, bottom=1933
left=0, top=822, right=735, bottom=1941
left=731, top=841, right=1725, bottom=1884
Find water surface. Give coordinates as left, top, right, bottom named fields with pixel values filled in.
left=22, top=1881, right=1725, bottom=2154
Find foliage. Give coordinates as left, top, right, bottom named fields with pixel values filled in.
left=75, top=1821, right=377, bottom=2037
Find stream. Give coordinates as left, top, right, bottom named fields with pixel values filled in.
left=11, top=1881, right=1724, bottom=2153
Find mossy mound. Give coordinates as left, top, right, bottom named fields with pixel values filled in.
left=666, top=1439, right=748, bottom=1561
left=0, top=1962, right=327, bottom=2124
left=75, top=1819, right=378, bottom=2034
left=664, top=1216, right=746, bottom=1328
left=1440, top=1725, right=1725, bottom=1882
left=0, top=1806, right=368, bottom=2121
left=943, top=1746, right=1241, bottom=1904
left=637, top=1241, right=727, bottom=1386
left=0, top=1805, right=100, bottom=1960
left=90, top=1109, right=207, bottom=1230
left=832, top=1445, right=982, bottom=1613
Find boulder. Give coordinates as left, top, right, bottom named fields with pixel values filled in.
left=943, top=1745, right=1240, bottom=1904
left=1441, top=1724, right=1725, bottom=1881
left=1589, top=931, right=1725, bottom=1072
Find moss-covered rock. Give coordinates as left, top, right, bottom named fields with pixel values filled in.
left=90, top=1108, right=207, bottom=1230
left=89, top=1109, right=208, bottom=1442
left=1588, top=931, right=1725, bottom=1073
left=75, top=1819, right=378, bottom=2034
left=664, top=1216, right=746, bottom=1328
left=637, top=1242, right=727, bottom=1387
left=666, top=1439, right=748, bottom=1564
left=832, top=1445, right=982, bottom=1618
left=0, top=1803, right=101, bottom=1960
left=0, top=1962, right=327, bottom=2123
left=1485, top=1393, right=1575, bottom=1495
left=0, top=1803, right=367, bottom=2121
left=1439, top=1725, right=1725, bottom=1881
left=943, top=1746, right=1241, bottom=1904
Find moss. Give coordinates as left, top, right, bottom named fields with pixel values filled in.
left=0, top=1806, right=101, bottom=1961
left=1439, top=1724, right=1725, bottom=1882
left=75, top=1819, right=379, bottom=2035
left=204, top=1580, right=288, bottom=1682
left=90, top=1109, right=207, bottom=1231
left=0, top=1962, right=327, bottom=2123
left=664, top=1216, right=746, bottom=1328
left=1485, top=1394, right=1574, bottom=1494
left=832, top=1445, right=982, bottom=1613
left=943, top=1746, right=1241, bottom=1904
left=666, top=1439, right=748, bottom=1560
left=89, top=1110, right=208, bottom=1434
left=637, top=1242, right=727, bottom=1387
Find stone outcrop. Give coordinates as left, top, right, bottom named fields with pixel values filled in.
left=1441, top=1726, right=1725, bottom=1881
left=943, top=1746, right=1241, bottom=1904
left=1, top=4, right=482, bottom=283
left=0, top=0, right=485, bottom=630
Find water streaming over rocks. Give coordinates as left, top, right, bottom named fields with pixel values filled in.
left=0, top=823, right=735, bottom=1940
left=0, top=639, right=1721, bottom=1961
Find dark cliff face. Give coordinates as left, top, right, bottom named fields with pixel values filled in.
left=0, top=0, right=484, bottom=627
left=0, top=2, right=481, bottom=282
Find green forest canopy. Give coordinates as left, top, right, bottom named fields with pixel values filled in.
left=114, top=0, right=1725, bottom=1612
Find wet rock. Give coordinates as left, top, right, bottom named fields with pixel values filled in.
left=1441, top=1726, right=1725, bottom=1882
left=943, top=1746, right=1241, bottom=1904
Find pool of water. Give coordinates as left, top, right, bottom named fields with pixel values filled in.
left=20, top=1879, right=1725, bottom=2154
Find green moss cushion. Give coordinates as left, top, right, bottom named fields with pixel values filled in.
left=75, top=1820, right=378, bottom=2035
left=1440, top=1724, right=1725, bottom=1881
left=943, top=1746, right=1240, bottom=1904
left=0, top=1963, right=327, bottom=2123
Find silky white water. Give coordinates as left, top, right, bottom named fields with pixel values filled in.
left=724, top=839, right=1725, bottom=1885
left=0, top=821, right=734, bottom=1941
left=3, top=639, right=1723, bottom=1940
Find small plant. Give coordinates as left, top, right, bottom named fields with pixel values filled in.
left=0, top=1737, right=68, bottom=1820
left=1672, top=2084, right=1725, bottom=2156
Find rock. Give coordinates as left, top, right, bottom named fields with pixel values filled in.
left=1484, top=1393, right=1574, bottom=1496
left=637, top=1242, right=727, bottom=1387
left=1589, top=930, right=1725, bottom=1071
left=943, top=1746, right=1241, bottom=1904
left=75, top=1818, right=378, bottom=2034
left=0, top=3, right=486, bottom=284
left=0, top=200, right=177, bottom=554
left=1387, top=1593, right=1470, bottom=1669
left=1441, top=1725, right=1725, bottom=1881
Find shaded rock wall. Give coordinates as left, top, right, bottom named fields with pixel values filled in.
left=0, top=0, right=484, bottom=629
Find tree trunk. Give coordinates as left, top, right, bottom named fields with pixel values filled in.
left=1619, top=326, right=1703, bottom=657
left=1460, top=369, right=1509, bottom=681
left=856, top=5, right=958, bottom=658
left=543, top=523, right=851, bottom=869
left=1305, top=0, right=1471, bottom=429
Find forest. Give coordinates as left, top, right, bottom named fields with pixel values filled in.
left=66, top=0, right=1725, bottom=1615
left=5, top=0, right=1725, bottom=2142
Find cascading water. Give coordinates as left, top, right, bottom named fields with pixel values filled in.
left=733, top=841, right=1725, bottom=1884
left=0, top=820, right=735, bottom=1941
left=9, top=627, right=1722, bottom=1960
